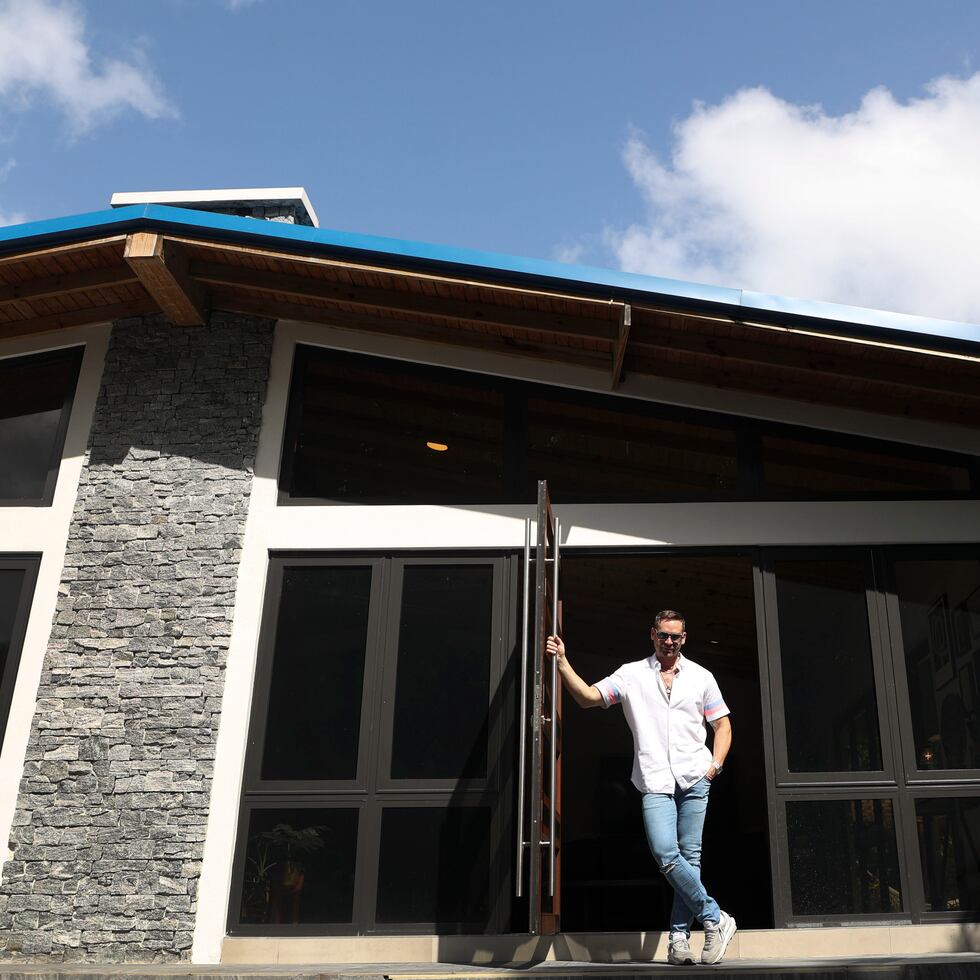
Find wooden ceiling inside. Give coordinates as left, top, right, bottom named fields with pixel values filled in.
left=1, top=229, right=979, bottom=428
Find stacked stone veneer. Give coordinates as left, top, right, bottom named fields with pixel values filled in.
left=0, top=312, right=273, bottom=960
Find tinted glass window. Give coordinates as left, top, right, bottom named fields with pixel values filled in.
left=891, top=557, right=980, bottom=771
left=284, top=350, right=506, bottom=503
left=280, top=346, right=978, bottom=505
left=916, top=797, right=980, bottom=912
left=261, top=566, right=373, bottom=781
left=237, top=807, right=358, bottom=925
left=787, top=799, right=901, bottom=915
left=775, top=560, right=882, bottom=772
left=526, top=397, right=738, bottom=501
left=390, top=565, right=492, bottom=780
left=0, top=348, right=81, bottom=502
left=0, top=567, right=27, bottom=753
left=762, top=435, right=972, bottom=497
left=375, top=806, right=491, bottom=926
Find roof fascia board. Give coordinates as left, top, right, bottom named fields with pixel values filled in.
left=0, top=204, right=978, bottom=351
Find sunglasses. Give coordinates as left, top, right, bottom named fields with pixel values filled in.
left=655, top=630, right=685, bottom=643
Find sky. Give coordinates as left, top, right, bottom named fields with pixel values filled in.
left=2, top=0, right=980, bottom=322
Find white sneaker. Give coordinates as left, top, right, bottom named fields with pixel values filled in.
left=701, top=910, right=736, bottom=964
left=667, top=931, right=695, bottom=965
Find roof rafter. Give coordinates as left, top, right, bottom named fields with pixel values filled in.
left=124, top=232, right=209, bottom=327
left=0, top=265, right=136, bottom=306
left=191, top=259, right=620, bottom=343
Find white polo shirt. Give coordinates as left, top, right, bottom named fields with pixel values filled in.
left=594, top=654, right=730, bottom=794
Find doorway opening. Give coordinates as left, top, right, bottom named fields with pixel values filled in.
left=555, top=552, right=773, bottom=932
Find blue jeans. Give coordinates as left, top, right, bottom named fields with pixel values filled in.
left=641, top=777, right=720, bottom=935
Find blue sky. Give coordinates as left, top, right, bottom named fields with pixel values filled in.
left=3, top=0, right=980, bottom=321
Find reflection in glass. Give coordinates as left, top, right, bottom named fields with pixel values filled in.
left=376, top=807, right=491, bottom=926
left=892, top=558, right=980, bottom=771
left=916, top=797, right=980, bottom=912
left=237, top=807, right=358, bottom=925
left=261, top=566, right=372, bottom=781
left=762, top=435, right=972, bottom=497
left=775, top=560, right=882, bottom=772
left=391, top=565, right=492, bottom=780
left=284, top=350, right=506, bottom=503
left=527, top=397, right=738, bottom=501
left=0, top=348, right=81, bottom=501
left=0, top=568, right=27, bottom=753
left=787, top=799, right=901, bottom=915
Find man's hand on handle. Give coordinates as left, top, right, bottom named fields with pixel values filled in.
left=545, top=634, right=565, bottom=664
left=545, top=635, right=604, bottom=708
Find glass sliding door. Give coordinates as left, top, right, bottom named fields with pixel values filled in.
left=761, top=544, right=980, bottom=927
left=230, top=553, right=516, bottom=936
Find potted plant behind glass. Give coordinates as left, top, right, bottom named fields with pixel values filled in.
left=260, top=823, right=326, bottom=924
left=241, top=842, right=275, bottom=922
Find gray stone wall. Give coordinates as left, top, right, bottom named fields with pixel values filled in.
left=0, top=312, right=274, bottom=961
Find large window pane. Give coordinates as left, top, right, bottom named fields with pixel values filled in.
left=916, top=797, right=980, bottom=912
left=762, top=435, right=972, bottom=497
left=892, top=557, right=980, bottom=771
left=0, top=567, right=28, bottom=753
left=375, top=807, right=491, bottom=926
left=775, top=560, right=882, bottom=772
left=283, top=349, right=506, bottom=503
left=390, top=565, right=492, bottom=780
left=526, top=397, right=738, bottom=501
left=261, top=566, right=372, bottom=781
left=787, top=799, right=902, bottom=916
left=237, top=807, right=358, bottom=925
left=0, top=348, right=81, bottom=502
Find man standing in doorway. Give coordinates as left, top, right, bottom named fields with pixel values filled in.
left=546, top=610, right=735, bottom=965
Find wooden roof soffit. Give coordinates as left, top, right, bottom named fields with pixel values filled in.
left=611, top=303, right=631, bottom=388
left=124, top=232, right=209, bottom=327
left=191, top=259, right=621, bottom=344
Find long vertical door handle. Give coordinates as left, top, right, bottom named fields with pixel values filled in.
left=515, top=517, right=532, bottom=897
left=548, top=517, right=560, bottom=897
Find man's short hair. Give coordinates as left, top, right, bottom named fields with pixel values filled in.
left=654, top=609, right=686, bottom=631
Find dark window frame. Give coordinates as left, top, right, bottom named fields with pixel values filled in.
left=760, top=548, right=900, bottom=787
left=905, top=786, right=980, bottom=920
left=760, top=543, right=980, bottom=927
left=877, top=545, right=980, bottom=788
left=242, top=556, right=386, bottom=795
left=0, top=346, right=84, bottom=507
left=0, top=555, right=39, bottom=756
left=774, top=789, right=913, bottom=926
left=229, top=550, right=519, bottom=937
left=277, top=344, right=980, bottom=506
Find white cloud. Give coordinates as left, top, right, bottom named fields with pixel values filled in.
left=0, top=0, right=175, bottom=135
left=606, top=74, right=980, bottom=323
left=0, top=155, right=25, bottom=226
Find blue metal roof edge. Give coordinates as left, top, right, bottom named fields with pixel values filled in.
left=3, top=204, right=979, bottom=349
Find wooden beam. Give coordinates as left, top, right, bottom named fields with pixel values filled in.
left=0, top=265, right=136, bottom=305
left=124, top=232, right=208, bottom=326
left=630, top=318, right=980, bottom=401
left=625, top=350, right=980, bottom=427
left=209, top=287, right=607, bottom=371
left=611, top=303, right=631, bottom=388
left=0, top=235, right=126, bottom=269
left=0, top=298, right=157, bottom=341
left=173, top=234, right=619, bottom=311
left=192, top=260, right=619, bottom=343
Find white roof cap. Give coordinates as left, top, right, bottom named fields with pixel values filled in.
left=109, top=187, right=319, bottom=227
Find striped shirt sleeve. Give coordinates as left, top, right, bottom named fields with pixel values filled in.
left=595, top=667, right=628, bottom=709
left=703, top=672, right=730, bottom=722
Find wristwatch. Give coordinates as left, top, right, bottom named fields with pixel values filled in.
left=710, top=761, right=724, bottom=775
